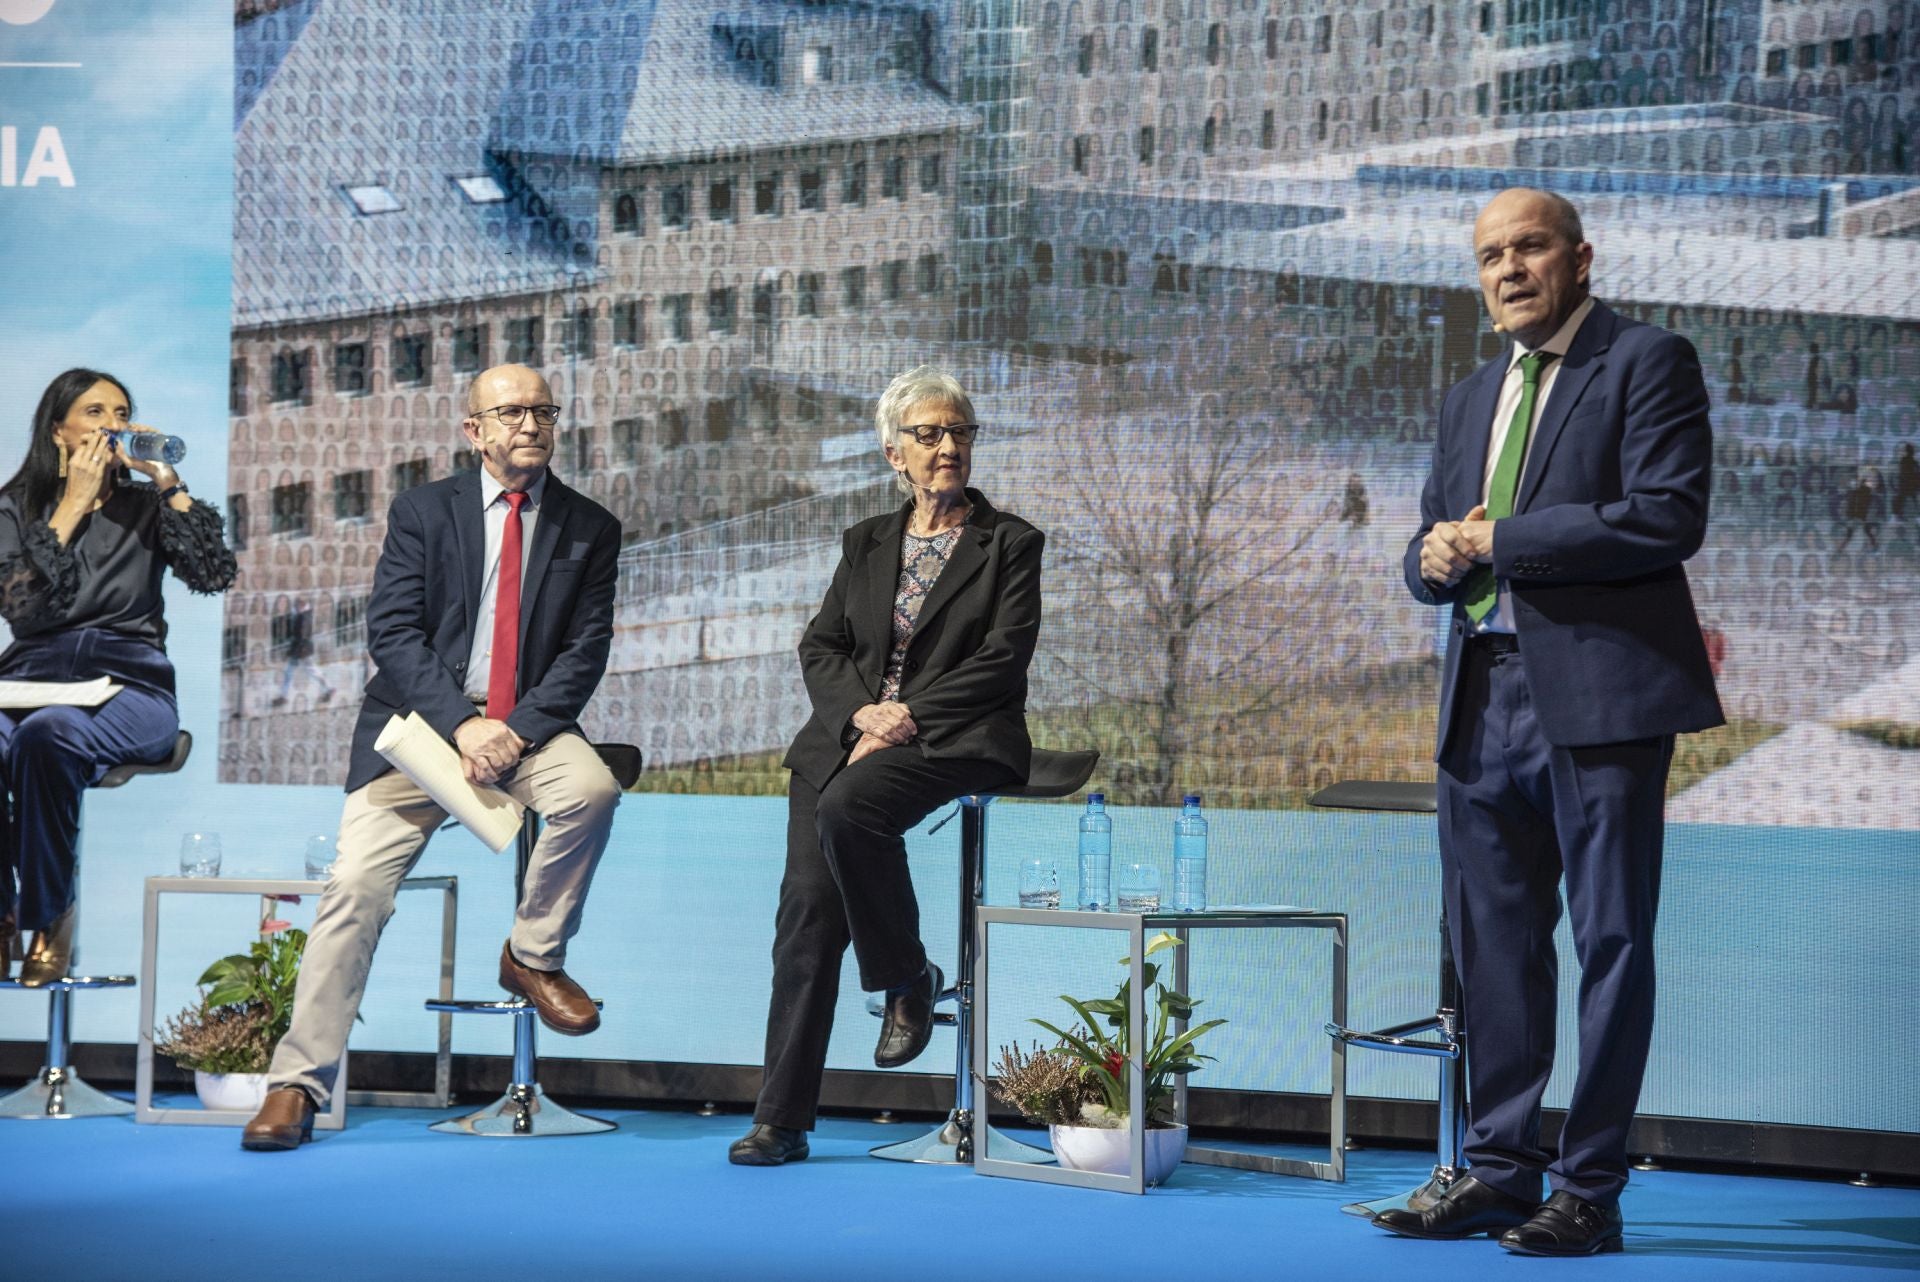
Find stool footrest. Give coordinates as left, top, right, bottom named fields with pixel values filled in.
left=862, top=989, right=959, bottom=1025
left=1325, top=1020, right=1459, bottom=1059
left=0, top=975, right=135, bottom=991
left=426, top=997, right=604, bottom=1014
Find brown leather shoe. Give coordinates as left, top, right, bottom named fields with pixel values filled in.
left=498, top=942, right=600, bottom=1036
left=241, top=1087, right=316, bottom=1151
left=19, top=903, right=76, bottom=987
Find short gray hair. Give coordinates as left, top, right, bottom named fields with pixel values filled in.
left=874, top=365, right=975, bottom=496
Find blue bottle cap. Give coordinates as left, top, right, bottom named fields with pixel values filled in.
left=1088, top=792, right=1105, bottom=804
left=1183, top=793, right=1201, bottom=806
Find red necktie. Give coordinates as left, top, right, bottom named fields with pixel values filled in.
left=486, top=491, right=527, bottom=719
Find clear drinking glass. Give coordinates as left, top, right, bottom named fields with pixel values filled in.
left=1017, top=856, right=1061, bottom=909
left=1116, top=861, right=1161, bottom=912
left=179, top=832, right=223, bottom=879
left=303, top=833, right=337, bottom=882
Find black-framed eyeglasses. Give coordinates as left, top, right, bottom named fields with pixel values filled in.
left=898, top=422, right=980, bottom=446
left=478, top=403, right=562, bottom=428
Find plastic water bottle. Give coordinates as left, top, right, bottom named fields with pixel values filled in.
left=108, top=429, right=187, bottom=465
left=1172, top=793, right=1208, bottom=911
left=1077, top=793, right=1112, bottom=910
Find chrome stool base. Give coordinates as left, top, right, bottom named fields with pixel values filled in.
left=0, top=1067, right=132, bottom=1120
left=430, top=1082, right=615, bottom=1137
left=423, top=1001, right=610, bottom=1139
left=0, top=978, right=136, bottom=1120
left=869, top=1109, right=1052, bottom=1165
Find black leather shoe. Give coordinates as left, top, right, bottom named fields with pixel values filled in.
left=874, top=961, right=943, bottom=1068
left=1373, top=1174, right=1538, bottom=1240
left=728, top=1124, right=810, bottom=1166
left=1499, top=1191, right=1624, bottom=1256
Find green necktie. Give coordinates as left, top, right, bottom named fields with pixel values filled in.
left=1463, top=351, right=1555, bottom=623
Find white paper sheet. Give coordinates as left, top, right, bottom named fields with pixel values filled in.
left=0, top=677, right=123, bottom=709
left=373, top=711, right=525, bottom=852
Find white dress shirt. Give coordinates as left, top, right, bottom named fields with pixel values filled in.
left=463, top=468, right=547, bottom=702
left=1476, top=295, right=1596, bottom=633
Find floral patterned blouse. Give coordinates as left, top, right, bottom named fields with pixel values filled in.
left=878, top=525, right=966, bottom=700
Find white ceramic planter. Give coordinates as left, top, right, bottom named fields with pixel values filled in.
left=194, top=1070, right=270, bottom=1113
left=1049, top=1121, right=1189, bottom=1186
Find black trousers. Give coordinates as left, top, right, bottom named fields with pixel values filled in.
left=1438, top=640, right=1673, bottom=1206
left=752, top=747, right=1017, bottom=1131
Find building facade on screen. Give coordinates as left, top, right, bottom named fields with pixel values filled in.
left=226, top=0, right=1920, bottom=831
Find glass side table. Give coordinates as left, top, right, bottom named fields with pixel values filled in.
left=971, top=904, right=1347, bottom=1194
left=135, top=874, right=457, bottom=1128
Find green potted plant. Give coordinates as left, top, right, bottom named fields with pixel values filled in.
left=154, top=918, right=306, bottom=1112
left=992, top=932, right=1225, bottom=1185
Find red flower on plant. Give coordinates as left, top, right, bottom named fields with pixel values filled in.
left=1103, top=1048, right=1125, bottom=1079
left=260, top=919, right=293, bottom=935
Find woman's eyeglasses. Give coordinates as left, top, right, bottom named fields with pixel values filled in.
left=898, top=423, right=980, bottom=446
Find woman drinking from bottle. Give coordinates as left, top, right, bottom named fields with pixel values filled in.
left=0, top=368, right=235, bottom=984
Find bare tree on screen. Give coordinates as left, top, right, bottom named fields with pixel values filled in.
left=1043, top=389, right=1332, bottom=807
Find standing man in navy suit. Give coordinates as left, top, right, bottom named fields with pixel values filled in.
left=243, top=364, right=624, bottom=1150
left=1375, top=190, right=1723, bottom=1254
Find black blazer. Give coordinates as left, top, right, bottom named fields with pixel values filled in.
left=345, top=469, right=622, bottom=792
left=783, top=489, right=1044, bottom=792
left=1404, top=300, right=1725, bottom=753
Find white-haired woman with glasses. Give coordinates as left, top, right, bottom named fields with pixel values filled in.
left=731, top=365, right=1045, bottom=1166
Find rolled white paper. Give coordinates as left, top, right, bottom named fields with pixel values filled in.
left=373, top=712, right=524, bottom=852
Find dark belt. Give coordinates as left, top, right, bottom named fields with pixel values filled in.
left=1469, top=632, right=1519, bottom=657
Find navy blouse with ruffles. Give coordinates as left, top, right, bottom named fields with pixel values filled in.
left=0, top=477, right=237, bottom=691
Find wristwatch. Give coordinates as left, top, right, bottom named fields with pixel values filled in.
left=156, top=482, right=190, bottom=503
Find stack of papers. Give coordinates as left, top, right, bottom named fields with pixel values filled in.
left=0, top=677, right=122, bottom=709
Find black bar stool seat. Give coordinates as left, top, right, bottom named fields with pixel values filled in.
left=0, top=730, right=194, bottom=1120
left=870, top=746, right=1100, bottom=1165
left=426, top=742, right=640, bottom=1137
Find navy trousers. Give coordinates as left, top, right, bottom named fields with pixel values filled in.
left=753, top=747, right=1017, bottom=1131
left=0, top=630, right=179, bottom=929
left=1437, top=638, right=1672, bottom=1206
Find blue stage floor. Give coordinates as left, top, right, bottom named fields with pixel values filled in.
left=4, top=1100, right=1915, bottom=1282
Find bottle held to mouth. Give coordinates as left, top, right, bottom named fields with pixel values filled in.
left=109, top=429, right=188, bottom=466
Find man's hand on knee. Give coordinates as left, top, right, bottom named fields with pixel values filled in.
left=455, top=717, right=526, bottom=786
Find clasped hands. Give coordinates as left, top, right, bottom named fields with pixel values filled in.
left=1420, top=504, right=1496, bottom=588
left=849, top=701, right=917, bottom=764
left=455, top=716, right=527, bottom=785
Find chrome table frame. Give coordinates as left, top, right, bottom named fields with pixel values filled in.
left=972, top=904, right=1348, bottom=1194
left=135, top=874, right=457, bottom=1128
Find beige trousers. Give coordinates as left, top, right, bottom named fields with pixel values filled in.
left=268, top=732, right=619, bottom=1105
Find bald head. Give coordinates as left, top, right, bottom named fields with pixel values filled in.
left=1473, top=188, right=1593, bottom=348
left=461, top=364, right=557, bottom=491
left=467, top=363, right=551, bottom=415
left=1478, top=187, right=1584, bottom=249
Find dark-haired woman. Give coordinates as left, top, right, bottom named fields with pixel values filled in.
left=0, top=369, right=235, bottom=984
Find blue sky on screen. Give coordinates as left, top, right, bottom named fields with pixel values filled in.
left=0, top=0, right=230, bottom=464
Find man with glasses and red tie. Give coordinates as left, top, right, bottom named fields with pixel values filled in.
left=244, top=364, right=623, bottom=1151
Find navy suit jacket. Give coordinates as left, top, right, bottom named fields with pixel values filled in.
left=783, top=489, right=1043, bottom=793
left=1404, top=300, right=1725, bottom=754
left=345, top=469, right=621, bottom=792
